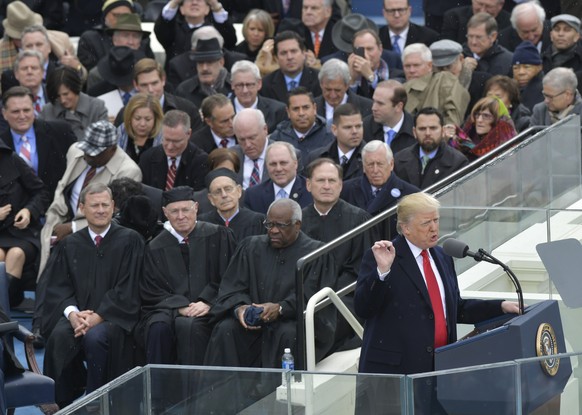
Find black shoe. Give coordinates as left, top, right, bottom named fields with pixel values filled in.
left=32, top=328, right=46, bottom=349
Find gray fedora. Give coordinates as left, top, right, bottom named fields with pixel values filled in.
left=332, top=13, right=378, bottom=53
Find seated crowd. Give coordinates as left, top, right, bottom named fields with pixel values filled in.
left=1, top=0, right=581, bottom=410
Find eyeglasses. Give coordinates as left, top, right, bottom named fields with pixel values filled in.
left=209, top=185, right=237, bottom=197
left=165, top=204, right=196, bottom=217
left=474, top=112, right=494, bottom=121
left=542, top=90, right=567, bottom=100
left=263, top=221, right=294, bottom=230
left=232, top=82, right=257, bottom=91
left=384, top=7, right=408, bottom=15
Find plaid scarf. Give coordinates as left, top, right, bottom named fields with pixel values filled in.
left=0, top=37, right=17, bottom=75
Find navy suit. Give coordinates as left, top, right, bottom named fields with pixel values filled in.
left=243, top=177, right=312, bottom=214
left=260, top=67, right=322, bottom=103
left=355, top=235, right=504, bottom=375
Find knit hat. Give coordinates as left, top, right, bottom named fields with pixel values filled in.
left=102, top=0, right=134, bottom=17
left=511, top=41, right=542, bottom=65
left=2, top=1, right=42, bottom=40
left=77, top=120, right=117, bottom=156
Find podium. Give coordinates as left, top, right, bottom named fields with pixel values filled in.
left=434, top=300, right=571, bottom=414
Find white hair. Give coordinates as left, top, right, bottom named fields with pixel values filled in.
left=402, top=43, right=432, bottom=64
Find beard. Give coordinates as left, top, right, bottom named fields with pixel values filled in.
left=420, top=139, right=439, bottom=153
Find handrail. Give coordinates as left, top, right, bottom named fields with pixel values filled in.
left=294, top=120, right=570, bottom=370
left=305, top=287, right=364, bottom=371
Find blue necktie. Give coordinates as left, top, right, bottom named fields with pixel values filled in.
left=277, top=189, right=288, bottom=199
left=288, top=80, right=297, bottom=91
left=386, top=129, right=396, bottom=145
left=392, top=34, right=401, bottom=55
left=122, top=92, right=131, bottom=105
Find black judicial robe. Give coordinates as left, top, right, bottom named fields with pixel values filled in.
left=198, top=208, right=266, bottom=243
left=207, top=232, right=337, bottom=368
left=42, top=223, right=144, bottom=401
left=138, top=222, right=235, bottom=363
left=301, top=200, right=372, bottom=290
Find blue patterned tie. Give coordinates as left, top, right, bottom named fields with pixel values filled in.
left=392, top=34, right=401, bottom=55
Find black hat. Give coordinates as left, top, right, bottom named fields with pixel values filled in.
left=162, top=186, right=196, bottom=207
left=205, top=168, right=240, bottom=188
left=512, top=41, right=542, bottom=65
left=332, top=13, right=378, bottom=53
left=97, top=46, right=146, bottom=87
left=276, top=18, right=304, bottom=35
left=192, top=38, right=223, bottom=62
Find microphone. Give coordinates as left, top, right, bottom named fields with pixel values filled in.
left=442, top=239, right=524, bottom=315
left=443, top=239, right=496, bottom=265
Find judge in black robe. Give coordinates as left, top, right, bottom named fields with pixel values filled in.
left=138, top=187, right=236, bottom=366
left=197, top=168, right=265, bottom=243
left=302, top=160, right=373, bottom=352
left=41, top=187, right=144, bottom=407
left=206, top=199, right=337, bottom=368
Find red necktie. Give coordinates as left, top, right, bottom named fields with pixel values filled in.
left=19, top=135, right=32, bottom=166
left=182, top=236, right=189, bottom=245
left=94, top=235, right=103, bottom=247
left=421, top=250, right=448, bottom=348
left=165, top=158, right=177, bottom=190
left=220, top=138, right=229, bottom=148
left=34, top=96, right=41, bottom=113
left=314, top=32, right=321, bottom=57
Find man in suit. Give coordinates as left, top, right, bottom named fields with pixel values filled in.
left=230, top=60, right=287, bottom=134
left=193, top=94, right=236, bottom=154
left=363, top=80, right=415, bottom=155
left=340, top=140, right=418, bottom=238
left=244, top=142, right=312, bottom=214
left=354, top=192, right=518, bottom=378
left=175, top=37, right=231, bottom=109
left=232, top=108, right=270, bottom=189
left=307, top=103, right=365, bottom=181
left=315, top=58, right=372, bottom=129
left=38, top=120, right=142, bottom=274
left=140, top=109, right=209, bottom=191
left=301, top=0, right=338, bottom=60
left=260, top=30, right=322, bottom=103
left=10, top=50, right=46, bottom=114
left=348, top=29, right=404, bottom=99
left=1, top=86, right=76, bottom=199
left=113, top=58, right=202, bottom=132
left=378, top=0, right=438, bottom=55
left=441, top=0, right=511, bottom=45
left=394, top=107, right=469, bottom=190
left=463, top=13, right=513, bottom=77
left=498, top=1, right=552, bottom=54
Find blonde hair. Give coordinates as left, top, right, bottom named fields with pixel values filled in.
left=396, top=193, right=439, bottom=234
left=123, top=93, right=163, bottom=139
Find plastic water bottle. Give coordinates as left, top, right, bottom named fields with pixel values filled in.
left=281, top=348, right=294, bottom=386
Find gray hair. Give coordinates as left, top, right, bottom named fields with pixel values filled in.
left=543, top=67, right=578, bottom=93
left=266, top=141, right=298, bottom=162
left=80, top=182, right=113, bottom=205
left=318, top=58, right=351, bottom=85
left=230, top=60, right=261, bottom=81
left=362, top=140, right=394, bottom=163
left=233, top=108, right=266, bottom=131
left=162, top=109, right=191, bottom=132
left=13, top=49, right=44, bottom=72
left=402, top=43, right=432, bottom=64
left=191, top=26, right=224, bottom=49
left=510, top=0, right=545, bottom=30
left=267, top=198, right=302, bottom=222
left=21, top=25, right=50, bottom=43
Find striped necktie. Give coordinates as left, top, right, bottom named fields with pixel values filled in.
left=392, top=34, right=402, bottom=55
left=249, top=159, right=261, bottom=187
left=19, top=135, right=32, bottom=167
left=165, top=158, right=177, bottom=190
